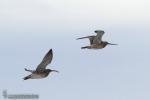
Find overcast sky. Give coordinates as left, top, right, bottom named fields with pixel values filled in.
left=0, top=0, right=150, bottom=100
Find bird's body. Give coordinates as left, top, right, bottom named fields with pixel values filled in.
left=24, top=69, right=51, bottom=80
left=77, top=30, right=117, bottom=49
left=81, top=41, right=108, bottom=49
left=23, top=49, right=58, bottom=80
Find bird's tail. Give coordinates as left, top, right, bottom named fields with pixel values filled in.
left=23, top=75, right=31, bottom=80
left=81, top=46, right=89, bottom=49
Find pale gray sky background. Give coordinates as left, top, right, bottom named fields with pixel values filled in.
left=0, top=0, right=150, bottom=100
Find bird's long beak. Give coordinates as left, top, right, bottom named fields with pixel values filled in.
left=51, top=70, right=59, bottom=73
left=108, top=43, right=118, bottom=45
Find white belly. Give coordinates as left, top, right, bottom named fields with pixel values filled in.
left=30, top=74, right=45, bottom=79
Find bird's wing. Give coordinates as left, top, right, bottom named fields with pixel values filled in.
left=36, top=49, right=53, bottom=71
left=93, top=30, right=105, bottom=44
left=88, top=36, right=95, bottom=45
left=77, top=36, right=95, bottom=45
left=77, top=36, right=92, bottom=40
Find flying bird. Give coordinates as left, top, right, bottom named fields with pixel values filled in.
left=23, top=49, right=58, bottom=80
left=77, top=30, right=117, bottom=49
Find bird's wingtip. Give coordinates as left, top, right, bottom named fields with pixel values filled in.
left=76, top=38, right=81, bottom=40
left=23, top=77, right=27, bottom=80
left=24, top=68, right=27, bottom=71
left=49, top=49, right=53, bottom=52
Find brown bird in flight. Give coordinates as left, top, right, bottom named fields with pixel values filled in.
left=77, top=30, right=117, bottom=49
left=23, top=49, right=58, bottom=80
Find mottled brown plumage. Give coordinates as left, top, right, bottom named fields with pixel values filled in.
left=77, top=30, right=117, bottom=49
left=23, top=49, right=58, bottom=80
